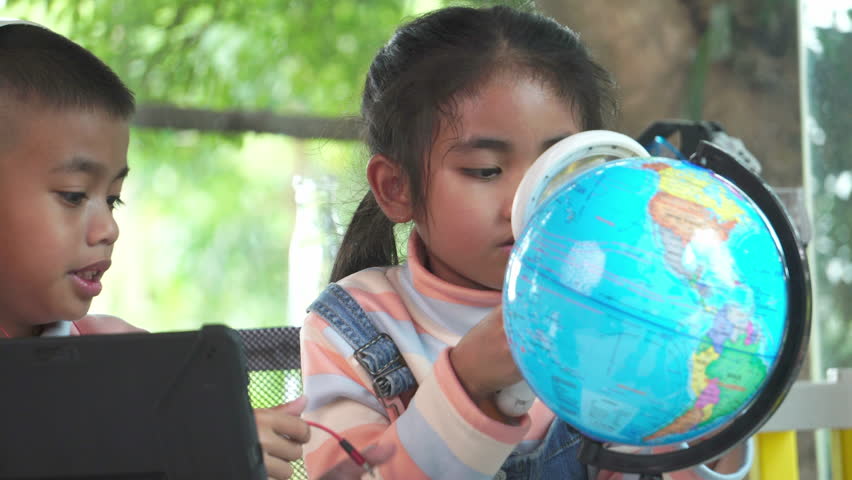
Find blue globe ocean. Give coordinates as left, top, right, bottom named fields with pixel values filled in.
left=503, top=156, right=788, bottom=446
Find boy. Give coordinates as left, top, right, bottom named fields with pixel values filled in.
left=0, top=19, right=391, bottom=479
left=0, top=19, right=139, bottom=339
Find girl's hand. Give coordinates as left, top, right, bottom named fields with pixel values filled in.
left=449, top=305, right=523, bottom=404
left=254, top=396, right=311, bottom=480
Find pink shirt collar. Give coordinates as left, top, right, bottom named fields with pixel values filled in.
left=406, top=231, right=502, bottom=308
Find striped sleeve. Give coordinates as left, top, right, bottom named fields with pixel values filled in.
left=300, top=312, right=531, bottom=479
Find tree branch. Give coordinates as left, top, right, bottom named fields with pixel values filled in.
left=132, top=104, right=362, bottom=141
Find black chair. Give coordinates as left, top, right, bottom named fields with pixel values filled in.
left=238, top=326, right=307, bottom=480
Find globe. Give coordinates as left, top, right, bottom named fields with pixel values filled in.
left=504, top=153, right=792, bottom=447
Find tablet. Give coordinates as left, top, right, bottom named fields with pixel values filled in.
left=0, top=324, right=265, bottom=480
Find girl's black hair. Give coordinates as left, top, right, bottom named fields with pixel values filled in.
left=331, top=5, right=616, bottom=282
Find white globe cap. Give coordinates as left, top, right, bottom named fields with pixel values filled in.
left=511, top=130, right=651, bottom=238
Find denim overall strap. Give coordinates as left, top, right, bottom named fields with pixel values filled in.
left=308, top=283, right=417, bottom=400
left=496, top=418, right=588, bottom=480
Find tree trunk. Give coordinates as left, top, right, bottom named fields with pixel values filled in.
left=535, top=0, right=801, bottom=187
left=534, top=3, right=814, bottom=478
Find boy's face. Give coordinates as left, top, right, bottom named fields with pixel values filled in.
left=0, top=100, right=129, bottom=336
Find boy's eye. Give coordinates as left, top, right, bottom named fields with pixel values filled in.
left=57, top=192, right=87, bottom=206
left=462, top=167, right=502, bottom=179
left=107, top=196, right=124, bottom=210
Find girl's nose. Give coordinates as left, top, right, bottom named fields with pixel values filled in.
left=503, top=171, right=526, bottom=221
left=501, top=191, right=515, bottom=221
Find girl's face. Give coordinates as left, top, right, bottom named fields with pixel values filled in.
left=415, top=72, right=581, bottom=290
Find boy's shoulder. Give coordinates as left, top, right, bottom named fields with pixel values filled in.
left=72, top=314, right=147, bottom=335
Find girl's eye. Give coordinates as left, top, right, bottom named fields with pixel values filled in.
left=107, top=196, right=124, bottom=211
left=462, top=167, right=502, bottom=180
left=57, top=192, right=87, bottom=206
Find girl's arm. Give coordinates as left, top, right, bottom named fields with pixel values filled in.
left=300, top=312, right=531, bottom=480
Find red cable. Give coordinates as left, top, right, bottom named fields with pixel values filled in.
left=305, top=420, right=344, bottom=442
left=305, top=420, right=370, bottom=471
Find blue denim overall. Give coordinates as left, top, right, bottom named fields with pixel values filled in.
left=497, top=418, right=588, bottom=479
left=309, top=284, right=590, bottom=479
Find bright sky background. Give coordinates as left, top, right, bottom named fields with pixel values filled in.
left=803, top=0, right=852, bottom=53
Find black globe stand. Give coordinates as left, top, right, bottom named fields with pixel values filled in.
left=574, top=140, right=811, bottom=476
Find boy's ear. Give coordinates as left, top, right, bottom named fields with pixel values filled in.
left=367, top=154, right=413, bottom=223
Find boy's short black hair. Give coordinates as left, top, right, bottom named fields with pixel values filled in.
left=0, top=23, right=135, bottom=118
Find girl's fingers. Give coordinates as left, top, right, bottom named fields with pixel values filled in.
left=362, top=444, right=396, bottom=465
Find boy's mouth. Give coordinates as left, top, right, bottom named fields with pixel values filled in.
left=75, top=270, right=101, bottom=281
left=69, top=260, right=111, bottom=298
left=71, top=260, right=112, bottom=281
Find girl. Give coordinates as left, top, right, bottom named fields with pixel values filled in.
left=300, top=5, right=751, bottom=480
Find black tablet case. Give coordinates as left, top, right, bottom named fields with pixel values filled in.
left=0, top=325, right=265, bottom=480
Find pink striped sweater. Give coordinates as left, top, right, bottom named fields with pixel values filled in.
left=300, top=233, right=751, bottom=479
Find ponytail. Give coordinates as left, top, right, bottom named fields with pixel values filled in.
left=329, top=191, right=399, bottom=282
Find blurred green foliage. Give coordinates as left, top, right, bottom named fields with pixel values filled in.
left=804, top=7, right=852, bottom=369
left=9, top=0, right=413, bottom=113
left=0, top=0, right=534, bottom=332
left=2, top=0, right=426, bottom=330
left=5, top=1, right=849, bottom=372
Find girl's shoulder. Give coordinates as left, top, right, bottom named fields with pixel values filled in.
left=304, top=264, right=412, bottom=334
left=335, top=265, right=401, bottom=294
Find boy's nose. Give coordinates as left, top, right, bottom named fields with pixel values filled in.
left=87, top=208, right=120, bottom=246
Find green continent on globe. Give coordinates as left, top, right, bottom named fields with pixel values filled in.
left=703, top=325, right=768, bottom=419
left=638, top=161, right=768, bottom=442
left=644, top=312, right=768, bottom=441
